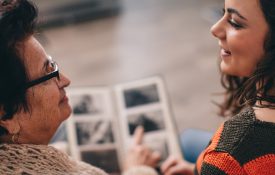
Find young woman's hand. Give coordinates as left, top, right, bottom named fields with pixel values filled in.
left=161, top=156, right=195, bottom=175
left=123, top=126, right=161, bottom=171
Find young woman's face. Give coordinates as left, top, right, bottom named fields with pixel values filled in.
left=211, top=0, right=269, bottom=77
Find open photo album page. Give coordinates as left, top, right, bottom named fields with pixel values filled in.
left=65, top=77, right=183, bottom=174
left=66, top=88, right=122, bottom=175
left=114, top=77, right=182, bottom=162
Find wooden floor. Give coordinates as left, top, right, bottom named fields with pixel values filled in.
left=42, top=0, right=225, bottom=133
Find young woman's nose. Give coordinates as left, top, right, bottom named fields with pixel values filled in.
left=210, top=17, right=226, bottom=40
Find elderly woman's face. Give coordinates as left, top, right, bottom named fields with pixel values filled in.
left=14, top=36, right=71, bottom=144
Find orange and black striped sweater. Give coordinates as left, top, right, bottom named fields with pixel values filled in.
left=195, top=107, right=275, bottom=175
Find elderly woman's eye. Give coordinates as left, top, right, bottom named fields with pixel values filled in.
left=45, top=63, right=54, bottom=73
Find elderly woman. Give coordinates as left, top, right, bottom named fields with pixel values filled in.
left=0, top=0, right=160, bottom=174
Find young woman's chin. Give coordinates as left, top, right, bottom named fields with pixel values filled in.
left=219, top=53, right=260, bottom=77
left=220, top=61, right=236, bottom=76
left=220, top=63, right=253, bottom=77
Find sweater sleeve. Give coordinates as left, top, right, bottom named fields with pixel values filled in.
left=122, top=166, right=159, bottom=175
left=198, top=151, right=246, bottom=175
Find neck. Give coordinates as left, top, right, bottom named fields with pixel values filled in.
left=253, top=101, right=275, bottom=123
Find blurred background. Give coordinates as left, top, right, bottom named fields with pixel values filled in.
left=36, top=0, right=224, bottom=134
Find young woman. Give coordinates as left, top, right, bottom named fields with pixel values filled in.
left=161, top=0, right=275, bottom=174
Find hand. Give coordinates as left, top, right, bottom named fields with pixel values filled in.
left=161, top=156, right=195, bottom=175
left=123, top=126, right=161, bottom=171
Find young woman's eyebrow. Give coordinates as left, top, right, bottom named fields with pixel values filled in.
left=227, top=8, right=247, bottom=20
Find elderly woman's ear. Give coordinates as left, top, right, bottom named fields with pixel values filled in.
left=0, top=107, right=21, bottom=142
left=0, top=119, right=20, bottom=135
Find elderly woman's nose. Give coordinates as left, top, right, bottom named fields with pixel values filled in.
left=58, top=73, right=71, bottom=88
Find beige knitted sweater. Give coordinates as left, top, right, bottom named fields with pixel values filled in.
left=0, top=144, right=158, bottom=175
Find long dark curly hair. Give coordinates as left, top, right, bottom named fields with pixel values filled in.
left=0, top=0, right=37, bottom=135
left=219, top=0, right=275, bottom=117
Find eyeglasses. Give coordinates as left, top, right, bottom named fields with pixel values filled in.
left=25, top=56, right=60, bottom=89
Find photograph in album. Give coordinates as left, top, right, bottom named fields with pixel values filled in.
left=123, top=84, right=160, bottom=108
left=127, top=110, right=165, bottom=135
left=81, top=149, right=120, bottom=173
left=76, top=121, right=114, bottom=146
left=70, top=94, right=104, bottom=116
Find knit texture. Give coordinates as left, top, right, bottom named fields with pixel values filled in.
left=0, top=143, right=158, bottom=175
left=195, top=107, right=275, bottom=175
left=0, top=144, right=108, bottom=175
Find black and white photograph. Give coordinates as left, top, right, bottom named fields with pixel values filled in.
left=123, top=84, right=160, bottom=108
left=70, top=94, right=103, bottom=116
left=128, top=110, right=165, bottom=135
left=76, top=121, right=114, bottom=145
left=81, top=149, right=121, bottom=174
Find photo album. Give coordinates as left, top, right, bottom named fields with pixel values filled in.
left=65, top=76, right=183, bottom=175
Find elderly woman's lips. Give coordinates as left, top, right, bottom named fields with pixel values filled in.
left=61, top=95, right=69, bottom=103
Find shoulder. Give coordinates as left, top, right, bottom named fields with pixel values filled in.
left=196, top=107, right=275, bottom=174
left=216, top=107, right=256, bottom=155
left=203, top=108, right=256, bottom=155
left=217, top=107, right=275, bottom=164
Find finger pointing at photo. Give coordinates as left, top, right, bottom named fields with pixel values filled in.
left=124, top=125, right=161, bottom=172
left=133, top=126, right=144, bottom=146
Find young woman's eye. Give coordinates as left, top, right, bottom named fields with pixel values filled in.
left=228, top=19, right=243, bottom=29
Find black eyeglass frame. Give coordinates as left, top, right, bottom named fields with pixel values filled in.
left=25, top=58, right=60, bottom=89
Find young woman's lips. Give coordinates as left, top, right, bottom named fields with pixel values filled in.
left=221, top=48, right=231, bottom=57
